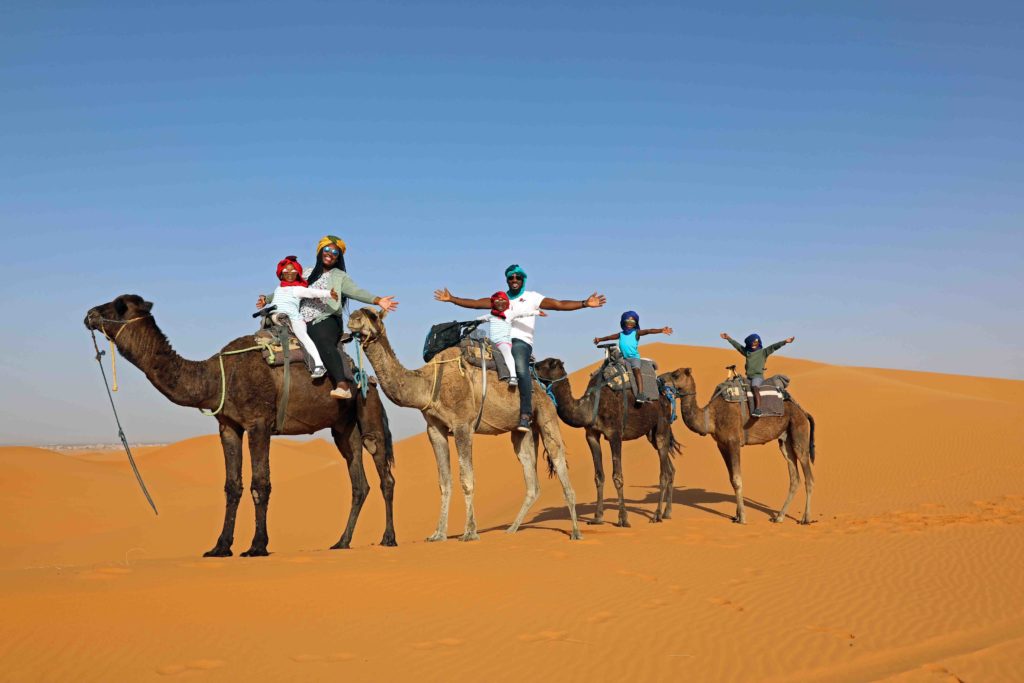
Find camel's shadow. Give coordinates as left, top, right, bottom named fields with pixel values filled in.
left=478, top=486, right=784, bottom=538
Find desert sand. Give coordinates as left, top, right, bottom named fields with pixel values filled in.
left=2, top=343, right=1023, bottom=681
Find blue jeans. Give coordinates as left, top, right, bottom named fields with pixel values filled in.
left=511, top=339, right=533, bottom=417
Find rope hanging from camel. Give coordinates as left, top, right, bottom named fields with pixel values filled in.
left=98, top=315, right=148, bottom=392
left=420, top=356, right=464, bottom=411
left=199, top=344, right=265, bottom=417
left=88, top=329, right=159, bottom=516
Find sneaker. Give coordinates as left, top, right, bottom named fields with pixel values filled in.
left=516, top=415, right=531, bottom=432
left=508, top=377, right=518, bottom=387
left=751, top=408, right=763, bottom=418
left=311, top=366, right=327, bottom=379
left=330, top=385, right=352, bottom=399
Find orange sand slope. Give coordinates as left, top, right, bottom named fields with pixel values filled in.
left=2, top=344, right=1022, bottom=681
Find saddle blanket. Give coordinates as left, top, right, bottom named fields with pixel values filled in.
left=459, top=337, right=512, bottom=380
left=601, top=358, right=659, bottom=399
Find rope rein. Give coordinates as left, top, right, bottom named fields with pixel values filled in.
left=420, top=356, right=464, bottom=411
left=97, top=315, right=149, bottom=392
left=88, top=328, right=159, bottom=516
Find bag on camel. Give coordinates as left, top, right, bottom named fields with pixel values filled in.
left=422, top=320, right=484, bottom=362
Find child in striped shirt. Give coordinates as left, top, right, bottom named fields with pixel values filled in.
left=478, top=291, right=539, bottom=386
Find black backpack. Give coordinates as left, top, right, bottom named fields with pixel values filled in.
left=422, top=320, right=483, bottom=362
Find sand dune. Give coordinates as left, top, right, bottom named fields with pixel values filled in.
left=1, top=344, right=1022, bottom=681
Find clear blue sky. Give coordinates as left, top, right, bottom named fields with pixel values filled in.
left=2, top=1, right=1022, bottom=444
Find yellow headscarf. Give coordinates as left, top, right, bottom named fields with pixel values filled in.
left=317, top=234, right=347, bottom=254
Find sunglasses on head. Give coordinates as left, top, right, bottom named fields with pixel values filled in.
left=322, top=247, right=341, bottom=256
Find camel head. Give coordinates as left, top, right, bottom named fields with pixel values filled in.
left=533, top=357, right=568, bottom=385
left=347, top=306, right=388, bottom=343
left=84, top=294, right=153, bottom=335
left=658, top=367, right=695, bottom=396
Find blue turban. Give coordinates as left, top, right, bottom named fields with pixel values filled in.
left=620, top=310, right=640, bottom=336
left=744, top=333, right=762, bottom=351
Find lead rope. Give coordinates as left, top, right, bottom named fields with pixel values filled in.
left=89, top=330, right=159, bottom=516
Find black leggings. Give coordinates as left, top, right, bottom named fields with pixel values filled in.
left=308, top=316, right=352, bottom=385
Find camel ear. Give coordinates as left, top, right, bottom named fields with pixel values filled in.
left=683, top=368, right=692, bottom=376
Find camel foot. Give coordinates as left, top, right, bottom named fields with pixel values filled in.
left=379, top=533, right=398, bottom=547
left=459, top=531, right=480, bottom=542
left=240, top=546, right=269, bottom=557
left=798, top=518, right=812, bottom=526
left=731, top=516, right=746, bottom=525
left=650, top=515, right=664, bottom=524
left=202, top=546, right=232, bottom=558
left=569, top=529, right=583, bottom=541
left=770, top=513, right=785, bottom=523
left=425, top=532, right=447, bottom=542
left=330, top=540, right=352, bottom=550
left=614, top=517, right=631, bottom=528
left=586, top=517, right=603, bottom=525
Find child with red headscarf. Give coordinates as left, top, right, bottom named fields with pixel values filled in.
left=270, top=256, right=338, bottom=379
left=477, top=291, right=538, bottom=386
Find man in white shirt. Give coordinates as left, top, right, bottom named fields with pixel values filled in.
left=434, top=264, right=606, bottom=432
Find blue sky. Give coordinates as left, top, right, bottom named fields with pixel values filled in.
left=2, top=1, right=1022, bottom=444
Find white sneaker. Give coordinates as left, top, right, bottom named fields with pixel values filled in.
left=311, top=366, right=327, bottom=379
left=508, top=378, right=518, bottom=387
left=330, top=385, right=352, bottom=399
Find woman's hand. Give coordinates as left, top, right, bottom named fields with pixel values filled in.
left=584, top=292, right=606, bottom=308
left=256, top=295, right=267, bottom=309
left=376, top=296, right=399, bottom=313
left=330, top=290, right=339, bottom=301
left=720, top=332, right=729, bottom=339
left=662, top=327, right=673, bottom=335
left=786, top=336, right=796, bottom=343
left=434, top=288, right=453, bottom=303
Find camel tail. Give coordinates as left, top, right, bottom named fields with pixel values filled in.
left=544, top=444, right=556, bottom=479
left=807, top=412, right=816, bottom=464
left=668, top=430, right=683, bottom=458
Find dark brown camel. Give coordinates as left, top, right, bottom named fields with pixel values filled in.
left=660, top=368, right=816, bottom=524
left=534, top=358, right=681, bottom=527
left=84, top=294, right=397, bottom=556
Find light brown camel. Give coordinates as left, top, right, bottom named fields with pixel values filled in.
left=534, top=358, right=681, bottom=527
left=347, top=307, right=582, bottom=541
left=84, top=294, right=397, bottom=557
left=660, top=368, right=816, bottom=524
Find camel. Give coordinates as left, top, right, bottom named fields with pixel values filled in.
left=660, top=368, right=816, bottom=524
left=534, top=357, right=681, bottom=527
left=347, top=307, right=582, bottom=541
left=84, top=294, right=397, bottom=557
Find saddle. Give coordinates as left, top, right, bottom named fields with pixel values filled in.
left=713, top=375, right=790, bottom=417
left=458, top=336, right=512, bottom=380
left=253, top=315, right=369, bottom=383
left=593, top=347, right=659, bottom=401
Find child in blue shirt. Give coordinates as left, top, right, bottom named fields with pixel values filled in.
left=593, top=311, right=672, bottom=401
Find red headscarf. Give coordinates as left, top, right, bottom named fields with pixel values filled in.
left=490, top=291, right=510, bottom=318
left=276, top=255, right=308, bottom=287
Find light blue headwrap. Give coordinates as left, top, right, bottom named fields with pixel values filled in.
left=505, top=264, right=527, bottom=300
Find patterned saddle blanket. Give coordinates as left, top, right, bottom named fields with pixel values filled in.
left=714, top=375, right=790, bottom=417
left=254, top=323, right=364, bottom=381
left=594, top=353, right=659, bottom=400
left=458, top=336, right=512, bottom=380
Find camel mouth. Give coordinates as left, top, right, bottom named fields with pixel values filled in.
left=84, top=309, right=102, bottom=330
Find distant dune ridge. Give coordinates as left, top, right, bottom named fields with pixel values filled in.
left=2, top=343, right=1023, bottom=681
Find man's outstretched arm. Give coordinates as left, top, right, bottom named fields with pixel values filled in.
left=539, top=292, right=607, bottom=311
left=434, top=287, right=491, bottom=310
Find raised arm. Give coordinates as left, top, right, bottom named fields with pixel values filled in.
left=765, top=337, right=795, bottom=355
left=539, top=292, right=606, bottom=311
left=637, top=327, right=673, bottom=337
left=434, top=288, right=491, bottom=310
left=592, top=332, right=618, bottom=345
left=721, top=333, right=746, bottom=354
left=297, top=288, right=338, bottom=301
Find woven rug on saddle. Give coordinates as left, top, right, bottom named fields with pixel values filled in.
left=715, top=375, right=790, bottom=417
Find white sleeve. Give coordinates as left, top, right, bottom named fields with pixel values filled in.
left=296, top=288, right=333, bottom=300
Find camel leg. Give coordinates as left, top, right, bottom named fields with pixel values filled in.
left=795, top=428, right=815, bottom=525
left=330, top=422, right=371, bottom=549
left=538, top=416, right=582, bottom=540
left=608, top=433, right=630, bottom=527
left=771, top=434, right=800, bottom=523
left=584, top=429, right=606, bottom=525
left=506, top=429, right=540, bottom=534
left=365, top=434, right=397, bottom=547
left=425, top=419, right=453, bottom=542
left=204, top=421, right=244, bottom=557
left=716, top=440, right=746, bottom=524
left=652, top=428, right=675, bottom=522
left=452, top=424, right=479, bottom=542
left=241, top=423, right=273, bottom=556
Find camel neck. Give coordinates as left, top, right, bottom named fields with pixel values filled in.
left=548, top=374, right=595, bottom=428
left=677, top=389, right=710, bottom=437
left=360, top=332, right=431, bottom=409
left=113, top=318, right=218, bottom=410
